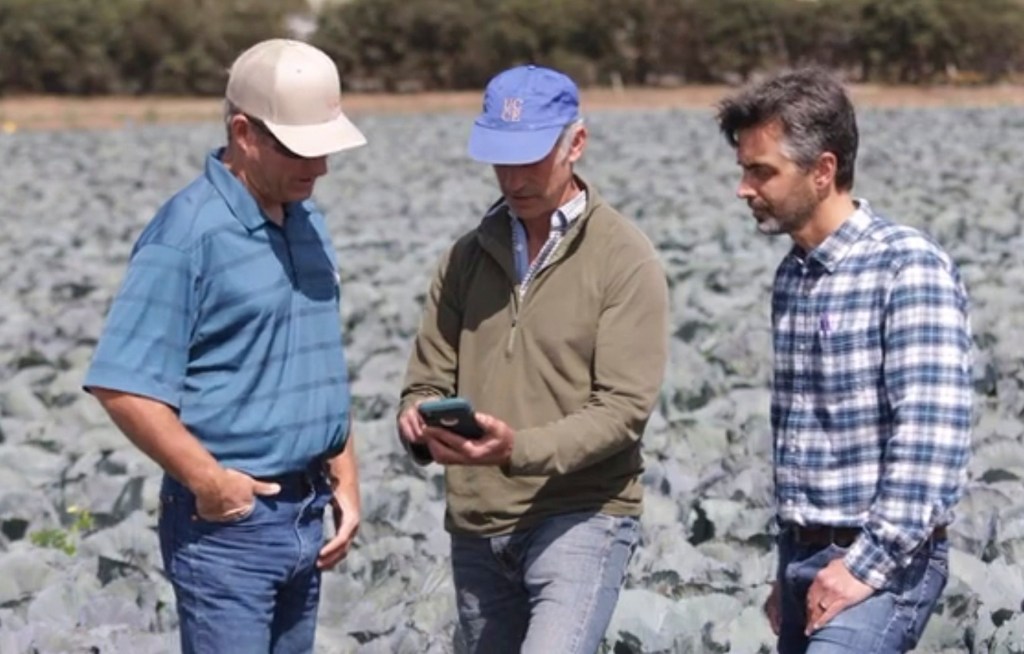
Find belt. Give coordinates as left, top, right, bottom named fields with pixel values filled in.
left=787, top=524, right=947, bottom=548
left=255, top=460, right=328, bottom=498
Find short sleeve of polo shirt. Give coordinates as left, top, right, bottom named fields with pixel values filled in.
left=84, top=243, right=195, bottom=409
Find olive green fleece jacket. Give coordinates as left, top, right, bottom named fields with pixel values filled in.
left=399, top=177, right=669, bottom=536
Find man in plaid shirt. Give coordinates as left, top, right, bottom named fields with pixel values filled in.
left=717, top=68, right=972, bottom=653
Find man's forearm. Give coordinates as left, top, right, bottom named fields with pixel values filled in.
left=90, top=387, right=222, bottom=493
left=327, top=430, right=360, bottom=508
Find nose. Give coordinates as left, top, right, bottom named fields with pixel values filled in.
left=306, top=156, right=328, bottom=177
left=494, top=164, right=527, bottom=192
left=736, top=174, right=755, bottom=200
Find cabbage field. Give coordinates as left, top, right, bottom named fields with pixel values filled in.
left=0, top=106, right=1022, bottom=653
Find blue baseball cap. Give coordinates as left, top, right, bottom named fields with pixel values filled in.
left=468, top=65, right=580, bottom=165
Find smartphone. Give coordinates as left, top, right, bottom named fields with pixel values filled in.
left=418, top=397, right=484, bottom=439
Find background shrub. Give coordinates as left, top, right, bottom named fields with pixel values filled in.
left=1, top=0, right=1023, bottom=95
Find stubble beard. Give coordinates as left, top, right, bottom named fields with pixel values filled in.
left=753, top=193, right=817, bottom=238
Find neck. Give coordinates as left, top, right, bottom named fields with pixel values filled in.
left=791, top=191, right=856, bottom=252
left=520, top=175, right=582, bottom=243
left=222, top=146, right=285, bottom=225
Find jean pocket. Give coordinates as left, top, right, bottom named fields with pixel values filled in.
left=158, top=492, right=187, bottom=551
left=599, top=514, right=640, bottom=548
left=785, top=543, right=847, bottom=591
left=194, top=499, right=259, bottom=526
left=927, top=550, right=949, bottom=580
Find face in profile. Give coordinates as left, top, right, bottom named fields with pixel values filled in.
left=734, top=119, right=820, bottom=238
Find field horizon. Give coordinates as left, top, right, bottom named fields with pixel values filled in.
left=4, top=84, right=1024, bottom=131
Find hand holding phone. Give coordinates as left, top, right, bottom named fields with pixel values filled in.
left=418, top=397, right=484, bottom=439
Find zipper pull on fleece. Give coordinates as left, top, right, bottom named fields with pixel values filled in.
left=506, top=287, right=519, bottom=356
left=506, top=318, right=517, bottom=356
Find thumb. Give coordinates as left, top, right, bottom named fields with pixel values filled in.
left=252, top=481, right=281, bottom=496
left=475, top=412, right=495, bottom=430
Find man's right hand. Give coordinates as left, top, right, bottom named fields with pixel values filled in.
left=397, top=401, right=427, bottom=446
left=765, top=580, right=782, bottom=635
left=192, top=468, right=281, bottom=522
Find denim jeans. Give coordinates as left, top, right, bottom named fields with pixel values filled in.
left=776, top=529, right=949, bottom=654
left=158, top=467, right=332, bottom=654
left=451, top=511, right=640, bottom=654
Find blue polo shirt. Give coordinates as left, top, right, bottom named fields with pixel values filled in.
left=85, top=149, right=350, bottom=476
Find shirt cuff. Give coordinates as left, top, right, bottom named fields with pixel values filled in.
left=843, top=533, right=898, bottom=590
left=83, top=366, right=181, bottom=410
left=404, top=440, right=434, bottom=466
left=505, top=425, right=545, bottom=476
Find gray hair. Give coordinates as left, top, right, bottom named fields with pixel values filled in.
left=716, top=68, right=858, bottom=191
left=556, top=117, right=585, bottom=160
left=224, top=100, right=244, bottom=143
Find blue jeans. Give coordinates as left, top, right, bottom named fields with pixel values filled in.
left=451, top=511, right=640, bottom=654
left=776, top=530, right=949, bottom=654
left=158, top=467, right=332, bottom=654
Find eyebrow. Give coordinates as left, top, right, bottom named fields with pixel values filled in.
left=739, top=160, right=771, bottom=170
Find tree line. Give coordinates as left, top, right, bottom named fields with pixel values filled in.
left=2, top=0, right=1023, bottom=96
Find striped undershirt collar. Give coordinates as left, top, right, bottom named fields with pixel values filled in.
left=510, top=189, right=588, bottom=285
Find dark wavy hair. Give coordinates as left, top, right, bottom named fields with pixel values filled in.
left=716, top=68, right=859, bottom=191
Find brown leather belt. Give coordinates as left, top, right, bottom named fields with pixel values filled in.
left=788, top=524, right=947, bottom=548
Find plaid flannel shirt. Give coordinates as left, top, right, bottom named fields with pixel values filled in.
left=772, top=200, right=972, bottom=589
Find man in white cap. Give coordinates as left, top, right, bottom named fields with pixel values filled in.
left=398, top=64, right=669, bottom=653
left=84, top=39, right=365, bottom=653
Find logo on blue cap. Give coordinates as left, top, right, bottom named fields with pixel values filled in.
left=501, top=97, right=524, bottom=123
left=468, top=65, right=580, bottom=165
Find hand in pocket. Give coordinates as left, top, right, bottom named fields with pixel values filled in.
left=193, top=468, right=280, bottom=522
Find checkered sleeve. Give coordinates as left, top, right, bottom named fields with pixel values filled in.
left=843, top=252, right=972, bottom=589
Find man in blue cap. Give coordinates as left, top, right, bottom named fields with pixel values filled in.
left=397, top=65, right=670, bottom=652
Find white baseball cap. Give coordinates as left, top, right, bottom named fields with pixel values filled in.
left=226, top=39, right=366, bottom=158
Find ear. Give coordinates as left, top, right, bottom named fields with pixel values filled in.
left=566, top=124, right=588, bottom=164
left=814, top=152, right=838, bottom=190
left=229, top=113, right=258, bottom=153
